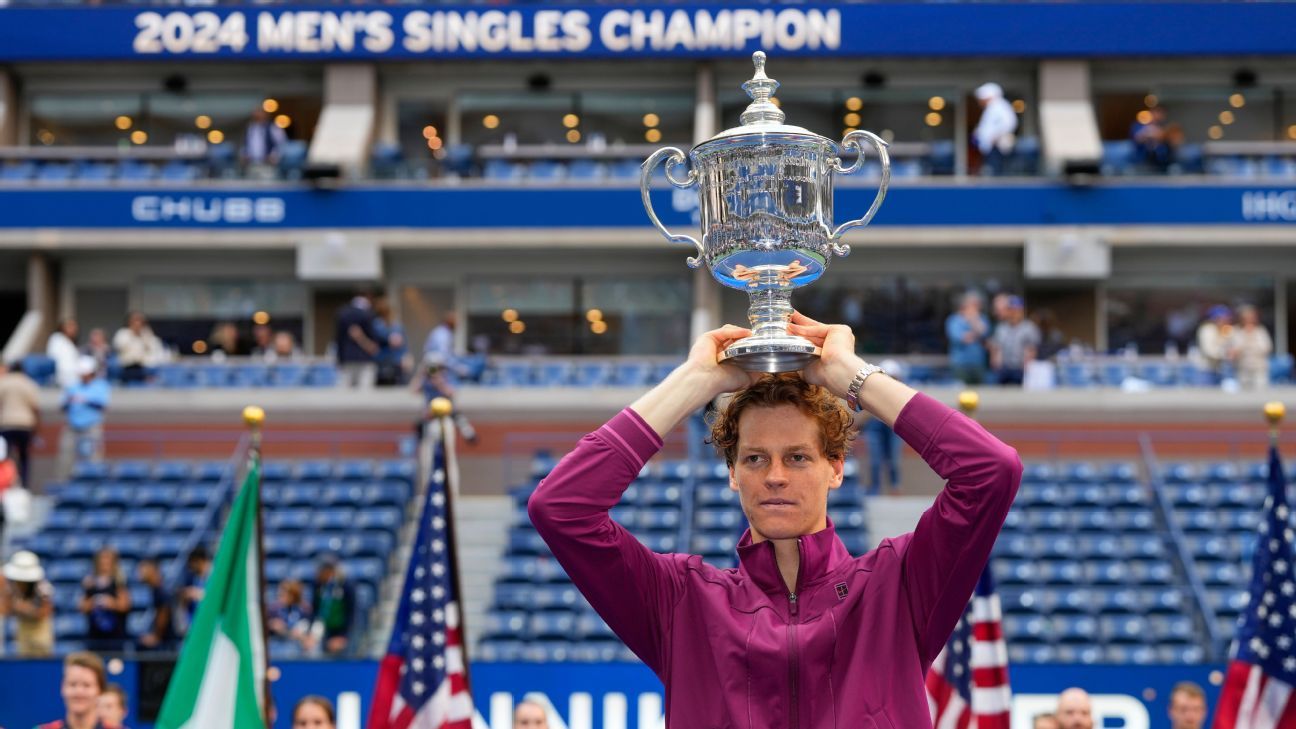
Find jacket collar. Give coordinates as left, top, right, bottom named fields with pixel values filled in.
left=735, top=517, right=852, bottom=598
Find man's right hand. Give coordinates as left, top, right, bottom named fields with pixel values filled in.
left=630, top=325, right=762, bottom=438
left=679, top=325, right=762, bottom=399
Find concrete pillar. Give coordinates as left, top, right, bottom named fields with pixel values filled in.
left=27, top=253, right=56, bottom=341
left=1038, top=60, right=1102, bottom=175
left=308, top=64, right=378, bottom=172
left=0, top=69, right=18, bottom=147
left=690, top=63, right=721, bottom=340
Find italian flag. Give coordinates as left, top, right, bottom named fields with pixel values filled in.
left=156, top=456, right=267, bottom=729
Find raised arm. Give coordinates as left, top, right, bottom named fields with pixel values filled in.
left=789, top=311, right=1022, bottom=667
left=528, top=325, right=757, bottom=672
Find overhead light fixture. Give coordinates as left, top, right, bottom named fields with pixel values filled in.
left=262, top=99, right=279, bottom=113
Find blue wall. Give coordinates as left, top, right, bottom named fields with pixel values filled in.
left=0, top=184, right=1292, bottom=230
left=0, top=658, right=1224, bottom=729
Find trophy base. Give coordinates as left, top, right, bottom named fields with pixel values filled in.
left=720, top=335, right=821, bottom=373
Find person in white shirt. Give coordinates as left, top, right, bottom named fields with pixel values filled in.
left=46, top=318, right=81, bottom=389
left=973, top=82, right=1019, bottom=176
left=112, top=311, right=165, bottom=385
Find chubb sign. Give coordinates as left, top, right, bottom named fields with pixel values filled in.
left=130, top=195, right=286, bottom=224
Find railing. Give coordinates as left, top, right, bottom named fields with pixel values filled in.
left=1138, top=432, right=1222, bottom=660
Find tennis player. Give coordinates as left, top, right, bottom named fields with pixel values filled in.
left=529, top=312, right=1021, bottom=728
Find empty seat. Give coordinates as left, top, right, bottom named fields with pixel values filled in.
left=336, top=460, right=374, bottom=482
left=152, top=461, right=193, bottom=482
left=112, top=460, right=152, bottom=482
left=354, top=507, right=401, bottom=531
left=123, top=510, right=165, bottom=532
left=529, top=612, right=577, bottom=640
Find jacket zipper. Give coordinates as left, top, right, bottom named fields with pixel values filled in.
left=787, top=539, right=804, bottom=729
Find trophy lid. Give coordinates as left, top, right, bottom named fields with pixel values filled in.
left=699, top=51, right=829, bottom=145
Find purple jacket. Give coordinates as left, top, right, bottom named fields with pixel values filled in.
left=528, top=393, right=1022, bottom=729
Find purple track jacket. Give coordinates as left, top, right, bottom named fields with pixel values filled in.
left=528, top=393, right=1022, bottom=729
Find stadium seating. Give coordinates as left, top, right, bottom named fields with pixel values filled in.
left=9, top=457, right=416, bottom=658
left=480, top=454, right=870, bottom=662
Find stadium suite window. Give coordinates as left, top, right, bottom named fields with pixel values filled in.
left=717, top=87, right=966, bottom=145
left=722, top=274, right=1021, bottom=356
left=456, top=90, right=692, bottom=148
left=467, top=276, right=690, bottom=356
left=1105, top=276, right=1275, bottom=355
left=1096, top=88, right=1282, bottom=142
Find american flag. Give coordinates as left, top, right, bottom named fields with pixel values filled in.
left=367, top=426, right=474, bottom=729
left=1213, top=446, right=1296, bottom=729
left=926, top=567, right=1012, bottom=729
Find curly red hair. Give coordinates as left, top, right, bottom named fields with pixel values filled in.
left=708, top=373, right=856, bottom=466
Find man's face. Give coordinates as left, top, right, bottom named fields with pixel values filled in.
left=98, top=693, right=127, bottom=728
left=1169, top=691, right=1206, bottom=729
left=1056, top=691, right=1094, bottom=729
left=514, top=703, right=548, bottom=729
left=61, top=665, right=100, bottom=716
left=729, top=404, right=843, bottom=542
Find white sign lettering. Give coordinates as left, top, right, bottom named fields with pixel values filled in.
left=133, top=8, right=839, bottom=56
left=131, top=196, right=286, bottom=224
left=1243, top=190, right=1296, bottom=222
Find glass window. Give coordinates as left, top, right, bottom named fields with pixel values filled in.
left=719, top=87, right=970, bottom=147
left=1105, top=274, right=1275, bottom=355
left=1096, top=87, right=1278, bottom=143
left=133, top=279, right=307, bottom=356
left=468, top=275, right=690, bottom=356
left=458, top=89, right=693, bottom=148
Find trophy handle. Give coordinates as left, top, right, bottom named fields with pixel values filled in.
left=641, top=147, right=704, bottom=268
left=829, top=130, right=891, bottom=257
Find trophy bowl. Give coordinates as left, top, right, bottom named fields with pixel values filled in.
left=642, top=51, right=890, bottom=372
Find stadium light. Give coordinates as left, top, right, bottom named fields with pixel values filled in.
left=590, top=320, right=608, bottom=335
left=925, top=112, right=942, bottom=127
left=642, top=113, right=659, bottom=127
left=845, top=97, right=862, bottom=111
left=843, top=112, right=861, bottom=127
left=422, top=126, right=438, bottom=139
left=586, top=309, right=603, bottom=322
left=115, top=115, right=132, bottom=130
left=274, top=115, right=291, bottom=129
left=563, top=114, right=580, bottom=128
left=644, top=129, right=661, bottom=143
left=1144, top=94, right=1158, bottom=107
left=1288, top=125, right=1296, bottom=140
left=253, top=311, right=270, bottom=325
left=1230, top=93, right=1246, bottom=108
left=509, top=321, right=526, bottom=334
left=262, top=98, right=279, bottom=113
left=566, top=129, right=582, bottom=143
left=130, top=130, right=148, bottom=145
left=1218, top=110, right=1235, bottom=125
left=195, top=115, right=212, bottom=130
left=502, top=309, right=519, bottom=323
left=1208, top=125, right=1224, bottom=139
left=1136, top=111, right=1153, bottom=125
left=207, top=130, right=225, bottom=144
left=928, top=96, right=945, bottom=111
left=483, top=115, right=500, bottom=129
left=1013, top=99, right=1027, bottom=113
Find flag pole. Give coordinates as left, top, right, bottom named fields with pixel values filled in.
left=242, top=405, right=271, bottom=729
left=1264, top=401, right=1284, bottom=447
left=430, top=396, right=473, bottom=694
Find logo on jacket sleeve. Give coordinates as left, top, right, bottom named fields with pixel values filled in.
left=835, top=582, right=849, bottom=600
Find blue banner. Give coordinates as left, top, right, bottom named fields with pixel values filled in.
left=0, top=183, right=1292, bottom=229
left=0, top=658, right=1225, bottom=729
left=1, top=3, right=1296, bottom=62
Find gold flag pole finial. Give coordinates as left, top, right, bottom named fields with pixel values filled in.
left=429, top=397, right=454, bottom=419
left=1264, top=401, right=1285, bottom=445
left=958, top=390, right=980, bottom=418
left=242, top=405, right=265, bottom=449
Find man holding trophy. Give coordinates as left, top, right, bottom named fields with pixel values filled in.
left=529, top=53, right=1022, bottom=728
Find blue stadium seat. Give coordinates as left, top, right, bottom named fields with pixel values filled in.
left=481, top=611, right=529, bottom=640
left=160, top=160, right=199, bottom=182
left=1037, top=561, right=1084, bottom=584
left=208, top=143, right=239, bottom=178
left=122, top=509, right=165, bottom=532
left=336, top=460, right=375, bottom=482
left=695, top=484, right=739, bottom=507
left=693, top=508, right=743, bottom=532
left=1, top=161, right=37, bottom=181
left=640, top=533, right=679, bottom=552
left=305, top=364, right=339, bottom=387
left=997, top=560, right=1037, bottom=586
left=268, top=363, right=307, bottom=387
left=145, top=534, right=187, bottom=558
left=264, top=534, right=297, bottom=559
left=1053, top=615, right=1099, bottom=643
left=638, top=507, right=681, bottom=531
left=343, top=558, right=384, bottom=585
left=194, top=461, right=227, bottom=482
left=529, top=161, right=566, bottom=182
left=364, top=482, right=409, bottom=507
left=177, top=485, right=212, bottom=509
left=1145, top=588, right=1187, bottom=614
left=72, top=461, right=110, bottom=482
left=295, top=460, right=334, bottom=481
left=691, top=533, right=737, bottom=556
left=1159, top=645, right=1206, bottom=663
left=80, top=509, right=124, bottom=532
left=166, top=510, right=205, bottom=532
left=45, top=509, right=81, bottom=532
left=278, top=140, right=308, bottom=180
left=477, top=640, right=526, bottom=662
left=529, top=612, right=577, bottom=639
left=354, top=507, right=401, bottom=531
left=310, top=509, right=355, bottom=532
left=131, top=484, right=174, bottom=508
left=523, top=641, right=573, bottom=662
left=117, top=160, right=157, bottom=181
left=1101, top=140, right=1135, bottom=176
left=508, top=530, right=549, bottom=556
left=377, top=460, right=416, bottom=485
left=92, top=483, right=133, bottom=508
left=636, top=483, right=682, bottom=506
left=266, top=509, right=312, bottom=531
left=36, top=162, right=74, bottom=183
left=1101, top=615, right=1149, bottom=643
left=46, top=559, right=89, bottom=584
left=612, top=362, right=652, bottom=386
left=320, top=483, right=363, bottom=507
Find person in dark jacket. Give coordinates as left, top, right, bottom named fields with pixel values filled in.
left=335, top=292, right=381, bottom=388
left=528, top=312, right=1021, bottom=729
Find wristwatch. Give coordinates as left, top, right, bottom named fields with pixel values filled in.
left=844, top=362, right=886, bottom=412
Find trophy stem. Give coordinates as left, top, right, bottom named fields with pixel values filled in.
left=747, top=288, right=795, bottom=339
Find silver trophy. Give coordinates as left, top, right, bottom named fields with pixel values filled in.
left=642, top=51, right=890, bottom=372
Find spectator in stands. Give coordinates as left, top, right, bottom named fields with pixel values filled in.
left=1130, top=106, right=1180, bottom=173
left=35, top=651, right=106, bottom=729
left=0, top=359, right=40, bottom=490
left=1033, top=715, right=1061, bottom=729
left=47, top=318, right=82, bottom=389
left=991, top=292, right=1012, bottom=324
left=310, top=554, right=355, bottom=656
left=1229, top=304, right=1273, bottom=390
left=177, top=546, right=211, bottom=637
left=1196, top=305, right=1233, bottom=377
left=135, top=558, right=175, bottom=652
left=1031, top=308, right=1067, bottom=361
left=208, top=321, right=241, bottom=359
left=268, top=578, right=314, bottom=652
left=862, top=359, right=905, bottom=495
left=1168, top=681, right=1207, bottom=729
left=513, top=700, right=549, bottom=729
left=335, top=292, right=381, bottom=389
left=243, top=107, right=288, bottom=172
left=250, top=323, right=274, bottom=358
left=1055, top=687, right=1094, bottom=729
left=59, top=356, right=110, bottom=480
left=972, top=82, right=1018, bottom=176
left=83, top=328, right=112, bottom=374
left=1171, top=679, right=1207, bottom=721
left=945, top=292, right=990, bottom=384
left=267, top=330, right=302, bottom=363
left=373, top=294, right=410, bottom=386
left=80, top=546, right=130, bottom=652
left=423, top=312, right=457, bottom=363
left=1, top=550, right=54, bottom=657
left=989, top=296, right=1041, bottom=386
left=98, top=683, right=129, bottom=729
left=292, top=696, right=336, bottom=729
left=112, top=312, right=163, bottom=385
left=413, top=353, right=478, bottom=444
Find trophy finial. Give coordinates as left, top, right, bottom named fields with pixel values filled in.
left=741, top=50, right=786, bottom=126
